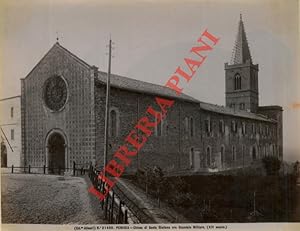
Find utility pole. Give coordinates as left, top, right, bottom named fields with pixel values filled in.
left=103, top=39, right=112, bottom=177
left=253, top=191, right=256, bottom=213
left=249, top=190, right=262, bottom=220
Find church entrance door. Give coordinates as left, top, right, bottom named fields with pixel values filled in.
left=47, top=133, right=65, bottom=174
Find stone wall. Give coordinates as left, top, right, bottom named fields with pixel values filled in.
left=94, top=82, right=279, bottom=175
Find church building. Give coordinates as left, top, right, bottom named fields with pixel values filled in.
left=20, top=16, right=283, bottom=174
left=0, top=96, right=22, bottom=168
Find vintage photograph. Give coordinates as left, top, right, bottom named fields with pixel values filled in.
left=0, top=0, right=299, bottom=229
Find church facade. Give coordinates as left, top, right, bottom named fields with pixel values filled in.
left=20, top=17, right=283, bottom=174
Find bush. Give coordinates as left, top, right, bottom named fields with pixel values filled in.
left=135, top=167, right=195, bottom=207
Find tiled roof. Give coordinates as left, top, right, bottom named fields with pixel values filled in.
left=96, top=71, right=199, bottom=103
left=54, top=43, right=275, bottom=123
left=199, top=101, right=276, bottom=122
left=230, top=14, right=252, bottom=65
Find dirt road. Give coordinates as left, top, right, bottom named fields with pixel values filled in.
left=1, top=173, right=106, bottom=224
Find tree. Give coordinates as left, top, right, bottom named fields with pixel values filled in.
left=293, top=161, right=299, bottom=176
left=262, top=156, right=282, bottom=175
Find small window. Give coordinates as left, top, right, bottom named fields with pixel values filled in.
left=230, top=103, right=235, bottom=109
left=206, top=146, right=211, bottom=166
left=239, top=103, right=245, bottom=110
left=220, top=146, right=225, bottom=166
left=232, top=146, right=236, bottom=161
left=263, top=146, right=266, bottom=157
left=252, top=146, right=257, bottom=160
left=109, top=109, right=119, bottom=137
left=156, top=117, right=163, bottom=137
left=11, top=129, right=14, bottom=140
left=252, top=123, right=255, bottom=134
left=165, top=121, right=169, bottom=136
left=242, top=122, right=246, bottom=135
left=205, top=118, right=211, bottom=133
left=242, top=146, right=246, bottom=163
left=190, top=117, right=194, bottom=137
left=190, top=148, right=194, bottom=168
left=184, top=117, right=189, bottom=135
left=231, top=121, right=237, bottom=133
left=10, top=107, right=14, bottom=118
left=219, top=120, right=225, bottom=133
left=272, top=144, right=276, bottom=156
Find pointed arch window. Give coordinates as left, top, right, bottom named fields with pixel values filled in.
left=240, top=103, right=245, bottom=110
left=156, top=116, right=163, bottom=136
left=219, top=120, right=225, bottom=134
left=206, top=146, right=211, bottom=167
left=242, top=145, right=246, bottom=165
left=242, top=122, right=246, bottom=135
left=164, top=120, right=169, bottom=136
left=234, top=74, right=241, bottom=90
left=184, top=117, right=195, bottom=137
left=231, top=120, right=237, bottom=133
left=109, top=108, right=119, bottom=137
left=232, top=146, right=236, bottom=161
left=264, top=145, right=267, bottom=157
left=205, top=117, right=212, bottom=134
left=220, top=146, right=225, bottom=167
left=269, top=144, right=274, bottom=156
left=252, top=146, right=257, bottom=160
left=190, top=117, right=194, bottom=137
left=190, top=148, right=194, bottom=169
left=252, top=123, right=255, bottom=134
left=184, top=117, right=189, bottom=136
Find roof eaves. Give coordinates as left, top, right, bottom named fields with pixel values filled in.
left=94, top=78, right=199, bottom=103
left=199, top=103, right=276, bottom=123
left=55, top=43, right=91, bottom=68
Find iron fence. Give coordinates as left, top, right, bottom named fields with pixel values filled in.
left=5, top=161, right=89, bottom=176
left=88, top=166, right=154, bottom=224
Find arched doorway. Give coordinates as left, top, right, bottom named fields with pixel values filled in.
left=1, top=142, right=7, bottom=167
left=47, top=132, right=66, bottom=173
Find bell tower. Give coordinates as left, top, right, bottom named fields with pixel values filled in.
left=225, top=14, right=259, bottom=113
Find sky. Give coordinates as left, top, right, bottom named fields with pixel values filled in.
left=0, top=0, right=299, bottom=162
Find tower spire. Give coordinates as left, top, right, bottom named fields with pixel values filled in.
left=230, top=14, right=252, bottom=64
